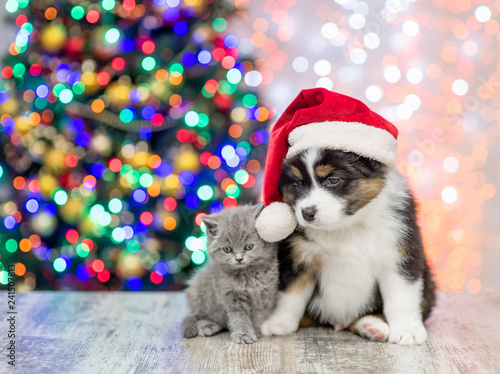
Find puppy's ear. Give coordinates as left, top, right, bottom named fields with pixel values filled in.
left=251, top=203, right=265, bottom=219
left=202, top=216, right=219, bottom=236
left=353, top=157, right=386, bottom=178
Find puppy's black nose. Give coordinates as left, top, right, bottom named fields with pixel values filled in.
left=302, top=207, right=317, bottom=222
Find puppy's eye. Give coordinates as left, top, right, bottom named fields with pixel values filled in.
left=326, top=177, right=340, bottom=185
left=222, top=246, right=232, bottom=253
left=244, top=244, right=254, bottom=251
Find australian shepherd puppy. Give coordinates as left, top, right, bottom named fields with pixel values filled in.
left=260, top=147, right=436, bottom=345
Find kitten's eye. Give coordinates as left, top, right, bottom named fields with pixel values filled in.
left=326, top=177, right=340, bottom=186
left=244, top=244, right=254, bottom=251
left=222, top=246, right=232, bottom=253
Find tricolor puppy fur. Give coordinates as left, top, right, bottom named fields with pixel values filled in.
left=256, top=88, right=436, bottom=345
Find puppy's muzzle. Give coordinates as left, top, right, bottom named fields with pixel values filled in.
left=302, top=206, right=317, bottom=222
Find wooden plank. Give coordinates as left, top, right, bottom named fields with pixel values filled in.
left=0, top=292, right=499, bottom=373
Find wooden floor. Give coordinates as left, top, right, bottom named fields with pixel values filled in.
left=1, top=291, right=499, bottom=373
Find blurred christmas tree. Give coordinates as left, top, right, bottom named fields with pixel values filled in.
left=0, top=0, right=272, bottom=291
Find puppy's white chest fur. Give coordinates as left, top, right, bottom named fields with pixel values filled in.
left=301, top=177, right=405, bottom=327
left=304, top=229, right=383, bottom=326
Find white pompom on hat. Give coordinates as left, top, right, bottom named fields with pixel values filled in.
left=256, top=88, right=399, bottom=243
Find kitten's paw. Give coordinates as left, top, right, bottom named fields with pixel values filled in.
left=183, top=326, right=198, bottom=339
left=353, top=315, right=389, bottom=342
left=388, top=322, right=428, bottom=345
left=261, top=317, right=297, bottom=336
left=231, top=331, right=258, bottom=344
left=182, top=316, right=198, bottom=338
left=197, top=320, right=223, bottom=337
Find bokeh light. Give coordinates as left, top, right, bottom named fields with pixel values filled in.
left=224, top=0, right=500, bottom=294
left=0, top=0, right=270, bottom=292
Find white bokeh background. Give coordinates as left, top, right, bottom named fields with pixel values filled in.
left=229, top=0, right=500, bottom=293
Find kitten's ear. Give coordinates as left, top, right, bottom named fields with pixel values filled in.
left=202, top=216, right=219, bottom=236
left=251, top=203, right=265, bottom=219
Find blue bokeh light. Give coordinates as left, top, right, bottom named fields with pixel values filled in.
left=26, top=198, right=40, bottom=214
left=76, top=264, right=89, bottom=281
left=224, top=34, right=239, bottom=49
left=3, top=216, right=16, bottom=230
left=179, top=171, right=196, bottom=186
left=127, top=276, right=142, bottom=290
left=121, top=38, right=134, bottom=52
left=185, top=194, right=199, bottom=209
left=132, top=189, right=148, bottom=203
left=173, top=21, right=188, bottom=35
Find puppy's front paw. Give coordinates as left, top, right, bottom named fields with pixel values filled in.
left=261, top=317, right=298, bottom=336
left=388, top=322, right=428, bottom=345
left=353, top=315, right=389, bottom=342
left=231, top=331, right=258, bottom=344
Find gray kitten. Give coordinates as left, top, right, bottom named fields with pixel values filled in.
left=182, top=204, right=278, bottom=344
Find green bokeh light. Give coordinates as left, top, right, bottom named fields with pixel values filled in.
left=185, top=236, right=204, bottom=252
left=212, top=18, right=227, bottom=32
left=90, top=204, right=105, bottom=222
left=21, top=23, right=33, bottom=33
left=125, top=170, right=139, bottom=185
left=184, top=111, right=199, bottom=127
left=54, top=190, right=68, bottom=205
left=76, top=243, right=90, bottom=258
left=53, top=258, right=67, bottom=272
left=197, top=185, right=213, bottom=201
left=226, top=184, right=240, bottom=198
left=120, top=163, right=133, bottom=177
left=242, top=94, right=258, bottom=108
left=5, top=0, right=19, bottom=13
left=108, top=198, right=123, bottom=213
left=5, top=239, right=18, bottom=253
left=201, top=86, right=214, bottom=98
left=105, top=28, right=120, bottom=44
left=234, top=170, right=249, bottom=184
left=111, top=227, right=125, bottom=243
left=72, top=82, right=85, bottom=95
left=119, top=108, right=134, bottom=123
left=59, top=89, right=74, bottom=104
left=191, top=250, right=206, bottom=265
left=102, top=0, right=116, bottom=11
left=34, top=98, right=47, bottom=110
left=53, top=83, right=65, bottom=96
left=227, top=69, right=242, bottom=84
left=103, top=169, right=115, bottom=182
left=198, top=113, right=209, bottom=128
left=71, top=6, right=85, bottom=20
left=142, top=57, right=156, bottom=71
left=222, top=81, right=237, bottom=94
left=139, top=173, right=153, bottom=188
left=97, top=212, right=112, bottom=227
left=170, top=63, right=184, bottom=74
left=127, top=240, right=140, bottom=253
left=13, top=63, right=26, bottom=78
left=0, top=272, right=7, bottom=285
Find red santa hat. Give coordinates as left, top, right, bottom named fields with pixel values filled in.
left=255, top=88, right=399, bottom=242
